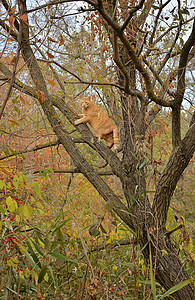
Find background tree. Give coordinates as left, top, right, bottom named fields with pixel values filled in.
left=0, top=0, right=194, bottom=298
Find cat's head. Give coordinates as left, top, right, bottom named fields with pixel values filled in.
left=80, top=97, right=93, bottom=109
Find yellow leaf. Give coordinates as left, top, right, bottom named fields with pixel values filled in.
left=19, top=270, right=24, bottom=279
left=6, top=196, right=18, bottom=212
left=25, top=267, right=31, bottom=278
left=44, top=273, right=49, bottom=282
left=18, top=204, right=33, bottom=220
left=16, top=214, right=20, bottom=223
left=7, top=257, right=17, bottom=267
left=112, top=265, right=117, bottom=271
left=32, top=271, right=38, bottom=285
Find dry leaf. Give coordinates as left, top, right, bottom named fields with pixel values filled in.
left=8, top=119, right=19, bottom=125
left=35, top=129, right=43, bottom=135
left=59, top=35, right=64, bottom=46
left=8, top=10, right=17, bottom=15
left=1, top=168, right=12, bottom=176
left=18, top=13, right=28, bottom=21
left=36, top=90, right=45, bottom=102
left=47, top=79, right=55, bottom=86
left=46, top=51, right=54, bottom=59
left=8, top=15, right=15, bottom=28
left=10, top=56, right=16, bottom=65
left=66, top=249, right=71, bottom=257
left=20, top=95, right=26, bottom=104
left=48, top=37, right=58, bottom=43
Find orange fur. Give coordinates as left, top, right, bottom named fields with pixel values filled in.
left=74, top=97, right=120, bottom=150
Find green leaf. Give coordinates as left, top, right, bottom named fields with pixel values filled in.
left=26, top=240, right=41, bottom=269
left=52, top=218, right=71, bottom=234
left=139, top=158, right=147, bottom=169
left=89, top=224, right=100, bottom=237
left=47, top=265, right=56, bottom=286
left=12, top=98, right=19, bottom=104
left=38, top=266, right=48, bottom=284
left=33, top=181, right=42, bottom=199
left=24, top=249, right=39, bottom=273
left=30, top=238, right=44, bottom=256
left=152, top=5, right=160, bottom=9
left=130, top=151, right=139, bottom=161
left=99, top=223, right=107, bottom=234
left=149, top=244, right=156, bottom=299
left=143, top=168, right=154, bottom=178
left=14, top=106, right=21, bottom=115
left=159, top=279, right=194, bottom=299
left=3, top=147, right=10, bottom=157
left=105, top=200, right=114, bottom=212
left=48, top=251, right=77, bottom=263
left=56, top=228, right=64, bottom=241
left=35, top=231, right=46, bottom=246
left=140, top=241, right=149, bottom=252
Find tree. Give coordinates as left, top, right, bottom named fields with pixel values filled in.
left=0, top=0, right=194, bottom=298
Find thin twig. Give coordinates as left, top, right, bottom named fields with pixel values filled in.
left=0, top=19, right=22, bottom=120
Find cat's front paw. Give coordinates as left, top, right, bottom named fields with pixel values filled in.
left=74, top=119, right=80, bottom=125
left=113, top=145, right=119, bottom=151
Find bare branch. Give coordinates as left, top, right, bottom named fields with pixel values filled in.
left=0, top=19, right=22, bottom=120
left=148, top=0, right=172, bottom=47
left=0, top=0, right=20, bottom=31
left=143, top=57, right=174, bottom=98
left=0, top=19, right=18, bottom=40
left=96, top=2, right=174, bottom=107
left=120, top=0, right=145, bottom=31
left=38, top=58, right=147, bottom=101
left=0, top=140, right=60, bottom=162
left=25, top=0, right=97, bottom=14
left=34, top=168, right=114, bottom=176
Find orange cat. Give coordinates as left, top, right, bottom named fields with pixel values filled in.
left=74, top=97, right=120, bottom=150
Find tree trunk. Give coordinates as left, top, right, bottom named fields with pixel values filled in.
left=140, top=230, right=195, bottom=299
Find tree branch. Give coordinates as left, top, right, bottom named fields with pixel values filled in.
left=172, top=19, right=195, bottom=149
left=0, top=18, right=22, bottom=120
left=152, top=123, right=195, bottom=226
left=25, top=0, right=97, bottom=14
left=16, top=0, right=134, bottom=231
left=0, top=140, right=60, bottom=161
left=34, top=168, right=114, bottom=176
left=175, top=19, right=195, bottom=105
left=120, top=0, right=145, bottom=31
left=95, top=0, right=173, bottom=107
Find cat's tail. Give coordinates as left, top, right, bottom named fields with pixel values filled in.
left=113, top=127, right=120, bottom=150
